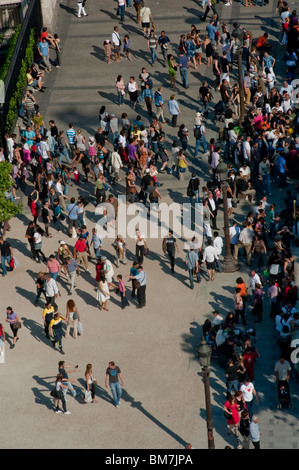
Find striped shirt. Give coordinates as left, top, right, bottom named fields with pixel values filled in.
left=66, top=128, right=76, bottom=144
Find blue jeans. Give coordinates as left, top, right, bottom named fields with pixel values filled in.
left=1, top=255, right=11, bottom=275
left=189, top=268, right=200, bottom=288
left=126, top=0, right=132, bottom=6
left=63, top=380, right=76, bottom=398
left=118, top=4, right=125, bottom=21
left=227, top=380, right=240, bottom=396
left=195, top=136, right=208, bottom=156
left=189, top=190, right=200, bottom=203
left=150, top=47, right=157, bottom=65
left=110, top=381, right=122, bottom=406
left=180, top=67, right=188, bottom=88
left=262, top=174, right=271, bottom=194
left=50, top=271, right=59, bottom=281
left=59, top=148, right=72, bottom=164
left=118, top=91, right=124, bottom=106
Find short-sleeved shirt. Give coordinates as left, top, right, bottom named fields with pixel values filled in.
left=66, top=203, right=80, bottom=220
left=42, top=306, right=55, bottom=322
left=0, top=240, right=11, bottom=256
left=274, top=360, right=291, bottom=381
left=106, top=366, right=121, bottom=384
left=38, top=41, right=49, bottom=56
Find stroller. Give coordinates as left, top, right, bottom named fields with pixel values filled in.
left=277, top=380, right=292, bottom=409
left=214, top=100, right=225, bottom=121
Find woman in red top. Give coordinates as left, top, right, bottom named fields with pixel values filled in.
left=28, top=191, right=39, bottom=224
left=224, top=395, right=240, bottom=436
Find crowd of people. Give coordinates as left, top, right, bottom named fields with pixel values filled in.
left=0, top=0, right=299, bottom=445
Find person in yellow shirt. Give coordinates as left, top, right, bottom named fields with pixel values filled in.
left=26, top=68, right=44, bottom=92
left=49, top=312, right=66, bottom=354
left=42, top=301, right=55, bottom=339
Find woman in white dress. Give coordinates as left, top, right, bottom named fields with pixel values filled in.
left=96, top=272, right=110, bottom=311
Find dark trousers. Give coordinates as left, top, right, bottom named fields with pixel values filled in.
left=252, top=440, right=260, bottom=449
left=235, top=309, right=246, bottom=326
left=137, top=285, right=146, bottom=307
left=202, top=4, right=218, bottom=21
left=136, top=245, right=144, bottom=264
left=120, top=292, right=129, bottom=308
left=167, top=250, right=175, bottom=270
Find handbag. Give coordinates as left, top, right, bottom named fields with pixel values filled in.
left=34, top=242, right=42, bottom=251
left=84, top=390, right=93, bottom=403
left=50, top=388, right=63, bottom=399
left=224, top=409, right=232, bottom=419
left=132, top=279, right=141, bottom=289
left=12, top=322, right=22, bottom=329
left=77, top=321, right=83, bottom=336
left=10, top=257, right=15, bottom=269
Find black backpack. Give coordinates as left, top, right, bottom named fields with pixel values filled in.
left=194, top=126, right=202, bottom=139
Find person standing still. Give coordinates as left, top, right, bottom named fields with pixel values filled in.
left=105, top=361, right=124, bottom=408
left=249, top=416, right=261, bottom=449
left=135, top=228, right=147, bottom=265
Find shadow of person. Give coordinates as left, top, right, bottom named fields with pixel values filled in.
left=121, top=388, right=187, bottom=447
left=32, top=374, right=57, bottom=410
left=59, top=3, right=77, bottom=16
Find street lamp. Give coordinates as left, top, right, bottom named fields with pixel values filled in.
left=197, top=337, right=215, bottom=449
left=236, top=46, right=245, bottom=125
left=216, top=160, right=239, bottom=273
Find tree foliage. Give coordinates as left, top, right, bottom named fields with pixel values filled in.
left=0, top=161, right=23, bottom=223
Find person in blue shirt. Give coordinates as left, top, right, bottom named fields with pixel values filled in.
left=277, top=152, right=287, bottom=188
left=158, top=31, right=170, bottom=66
left=178, top=52, right=190, bottom=89
left=206, top=20, right=217, bottom=45
left=38, top=37, right=51, bottom=72
left=23, top=126, right=36, bottom=147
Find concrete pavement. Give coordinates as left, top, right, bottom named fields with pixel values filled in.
left=2, top=0, right=299, bottom=449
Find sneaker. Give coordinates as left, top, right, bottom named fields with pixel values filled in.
left=86, top=269, right=91, bottom=274
left=64, top=411, right=71, bottom=415
left=59, top=348, right=65, bottom=355
left=55, top=409, right=62, bottom=413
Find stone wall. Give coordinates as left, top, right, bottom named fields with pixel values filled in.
left=40, top=0, right=57, bottom=31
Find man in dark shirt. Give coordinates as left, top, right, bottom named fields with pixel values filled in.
left=25, top=221, right=36, bottom=258
left=220, top=79, right=230, bottom=104
left=220, top=52, right=229, bottom=75
left=199, top=81, right=212, bottom=115
left=94, top=127, right=107, bottom=147
left=141, top=170, right=155, bottom=205
left=162, top=229, right=179, bottom=272
left=0, top=237, right=13, bottom=276
left=225, top=358, right=239, bottom=398
left=158, top=30, right=170, bottom=66
left=58, top=360, right=77, bottom=398
left=49, top=120, right=58, bottom=140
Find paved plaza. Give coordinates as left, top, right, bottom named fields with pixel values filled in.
left=1, top=0, right=299, bottom=450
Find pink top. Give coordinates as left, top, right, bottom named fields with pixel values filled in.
left=47, top=259, right=60, bottom=273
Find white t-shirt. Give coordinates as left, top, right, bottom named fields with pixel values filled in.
left=213, top=236, right=223, bottom=255
left=140, top=6, right=151, bottom=23
left=34, top=232, right=42, bottom=244
left=240, top=382, right=254, bottom=401
left=242, top=141, right=251, bottom=160
left=229, top=226, right=240, bottom=245
left=274, top=360, right=291, bottom=381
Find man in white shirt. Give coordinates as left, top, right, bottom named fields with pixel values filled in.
left=242, top=136, right=251, bottom=162
left=5, top=133, right=15, bottom=163
left=211, top=310, right=224, bottom=327
left=240, top=378, right=259, bottom=418
left=39, top=135, right=50, bottom=162
left=140, top=4, right=153, bottom=37
left=249, top=270, right=261, bottom=293
left=210, top=146, right=220, bottom=183
left=279, top=80, right=293, bottom=98
left=112, top=26, right=121, bottom=62
left=213, top=231, right=223, bottom=272
left=233, top=222, right=255, bottom=265
left=202, top=238, right=219, bottom=281
left=274, top=356, right=291, bottom=383
left=239, top=163, right=251, bottom=181
left=44, top=274, right=59, bottom=310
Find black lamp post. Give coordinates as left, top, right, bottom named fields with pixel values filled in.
left=216, top=160, right=239, bottom=273
left=197, top=337, right=215, bottom=449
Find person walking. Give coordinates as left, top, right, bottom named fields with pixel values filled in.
left=239, top=409, right=251, bottom=449
left=49, top=312, right=66, bottom=354
left=58, top=361, right=77, bottom=399
left=249, top=416, right=261, bottom=449
left=42, top=300, right=55, bottom=339
left=135, top=228, right=147, bottom=265
left=178, top=51, right=190, bottom=89
left=65, top=256, right=80, bottom=295
left=6, top=306, right=20, bottom=349
left=162, top=229, right=179, bottom=272
left=185, top=245, right=201, bottom=288
left=74, top=235, right=91, bottom=274
left=168, top=94, right=181, bottom=128
left=84, top=363, right=98, bottom=403
left=0, top=237, right=13, bottom=277
left=187, top=173, right=200, bottom=203
left=154, top=87, right=166, bottom=123
left=240, top=378, right=259, bottom=419
left=77, top=0, right=87, bottom=17
left=147, top=29, right=158, bottom=66
left=202, top=238, right=218, bottom=281
left=140, top=3, right=153, bottom=37
left=105, top=361, right=124, bottom=408
left=44, top=274, right=59, bottom=311
left=65, top=299, right=80, bottom=339
left=52, top=373, right=71, bottom=414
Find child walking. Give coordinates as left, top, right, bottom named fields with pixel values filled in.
left=104, top=40, right=112, bottom=65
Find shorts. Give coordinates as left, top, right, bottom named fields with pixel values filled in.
left=160, top=153, right=168, bottom=163
left=115, top=45, right=120, bottom=53
left=206, top=260, right=216, bottom=270
left=179, top=167, right=186, bottom=173
left=227, top=198, right=232, bottom=209
left=68, top=217, right=78, bottom=230
left=142, top=22, right=150, bottom=28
